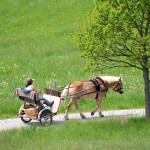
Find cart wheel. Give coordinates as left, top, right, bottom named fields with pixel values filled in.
left=40, top=109, right=52, bottom=126
left=21, top=116, right=32, bottom=123
left=19, top=105, right=32, bottom=123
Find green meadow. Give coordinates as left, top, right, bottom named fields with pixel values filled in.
left=0, top=117, right=150, bottom=150
left=0, top=0, right=144, bottom=119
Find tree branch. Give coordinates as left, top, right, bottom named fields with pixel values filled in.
left=103, top=65, right=135, bottom=70
left=114, top=0, right=119, bottom=7
left=105, top=57, right=143, bottom=70
left=125, top=0, right=142, bottom=36
left=140, top=11, right=145, bottom=36
left=145, top=10, right=150, bottom=36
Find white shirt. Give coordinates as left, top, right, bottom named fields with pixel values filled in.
left=25, top=85, right=33, bottom=91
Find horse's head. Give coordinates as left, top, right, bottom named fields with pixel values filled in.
left=113, top=77, right=124, bottom=94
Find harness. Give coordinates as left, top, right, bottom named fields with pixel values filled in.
left=90, top=77, right=108, bottom=92
left=90, top=77, right=108, bottom=100
left=90, top=78, right=100, bottom=91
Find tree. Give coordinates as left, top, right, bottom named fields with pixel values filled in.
left=75, top=0, right=150, bottom=119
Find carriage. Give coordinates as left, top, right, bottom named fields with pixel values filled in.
left=14, top=76, right=124, bottom=124
left=15, top=88, right=61, bottom=126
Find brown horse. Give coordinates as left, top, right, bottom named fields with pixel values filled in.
left=61, top=76, right=124, bottom=120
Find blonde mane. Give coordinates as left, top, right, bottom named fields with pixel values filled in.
left=100, top=76, right=121, bottom=84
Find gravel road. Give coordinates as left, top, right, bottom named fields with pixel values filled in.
left=0, top=109, right=145, bottom=132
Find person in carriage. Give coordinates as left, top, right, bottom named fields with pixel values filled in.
left=24, top=78, right=54, bottom=107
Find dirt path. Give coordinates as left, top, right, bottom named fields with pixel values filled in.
left=0, top=109, right=144, bottom=132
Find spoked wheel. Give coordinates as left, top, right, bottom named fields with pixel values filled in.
left=21, top=116, right=32, bottom=123
left=19, top=105, right=32, bottom=123
left=40, top=109, right=53, bottom=126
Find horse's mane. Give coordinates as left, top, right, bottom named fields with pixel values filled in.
left=100, top=76, right=121, bottom=84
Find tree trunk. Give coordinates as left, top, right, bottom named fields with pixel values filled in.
left=143, top=68, right=150, bottom=120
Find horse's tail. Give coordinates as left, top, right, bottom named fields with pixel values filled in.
left=61, top=85, right=69, bottom=101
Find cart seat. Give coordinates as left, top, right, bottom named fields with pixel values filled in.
left=13, top=88, right=39, bottom=104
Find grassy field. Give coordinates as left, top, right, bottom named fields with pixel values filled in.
left=0, top=117, right=150, bottom=150
left=0, top=0, right=145, bottom=119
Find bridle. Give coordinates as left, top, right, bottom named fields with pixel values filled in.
left=112, top=80, right=124, bottom=94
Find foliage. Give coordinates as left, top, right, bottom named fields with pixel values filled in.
left=75, top=0, right=150, bottom=71
left=75, top=0, right=150, bottom=119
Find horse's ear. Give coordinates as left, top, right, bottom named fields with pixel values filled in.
left=119, top=74, right=122, bottom=80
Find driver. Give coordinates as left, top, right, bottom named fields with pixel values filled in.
left=25, top=78, right=54, bottom=107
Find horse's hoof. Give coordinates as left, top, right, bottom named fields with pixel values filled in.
left=91, top=112, right=94, bottom=116
left=81, top=115, right=86, bottom=119
left=101, top=114, right=104, bottom=117
left=64, top=116, right=69, bottom=120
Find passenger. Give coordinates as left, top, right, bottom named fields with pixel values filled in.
left=25, top=78, right=54, bottom=107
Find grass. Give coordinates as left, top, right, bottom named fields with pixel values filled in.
left=0, top=117, right=150, bottom=150
left=0, top=0, right=145, bottom=119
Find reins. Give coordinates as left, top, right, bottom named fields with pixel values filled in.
left=59, top=77, right=123, bottom=99
left=58, top=82, right=96, bottom=91
left=68, top=85, right=98, bottom=98
left=59, top=78, right=108, bottom=98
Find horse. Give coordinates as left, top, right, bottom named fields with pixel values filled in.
left=61, top=76, right=124, bottom=120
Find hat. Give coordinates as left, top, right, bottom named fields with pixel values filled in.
left=27, top=78, right=35, bottom=82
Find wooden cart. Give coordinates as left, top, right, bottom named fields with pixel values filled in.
left=18, top=89, right=61, bottom=126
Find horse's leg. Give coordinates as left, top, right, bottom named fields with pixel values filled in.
left=64, top=98, right=76, bottom=120
left=74, top=100, right=86, bottom=119
left=99, top=94, right=106, bottom=117
left=91, top=93, right=105, bottom=116
left=95, top=97, right=99, bottom=105
left=95, top=95, right=104, bottom=117
left=91, top=92, right=100, bottom=116
left=99, top=106, right=104, bottom=117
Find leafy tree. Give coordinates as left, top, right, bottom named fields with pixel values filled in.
left=75, top=0, right=150, bottom=119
